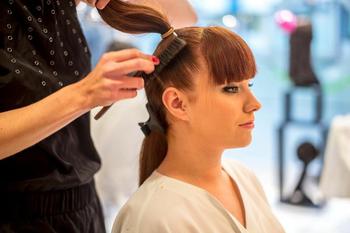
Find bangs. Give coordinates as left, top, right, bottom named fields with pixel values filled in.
left=200, top=27, right=256, bottom=85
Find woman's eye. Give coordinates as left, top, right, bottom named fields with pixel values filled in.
left=223, top=86, right=239, bottom=93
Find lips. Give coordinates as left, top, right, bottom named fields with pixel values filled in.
left=238, top=121, right=255, bottom=129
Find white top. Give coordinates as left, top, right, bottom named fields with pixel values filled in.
left=112, top=159, right=285, bottom=233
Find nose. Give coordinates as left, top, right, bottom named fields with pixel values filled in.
left=244, top=91, right=261, bottom=113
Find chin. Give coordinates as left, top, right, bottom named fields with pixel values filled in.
left=227, top=137, right=252, bottom=148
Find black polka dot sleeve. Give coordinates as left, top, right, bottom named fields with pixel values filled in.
left=0, top=0, right=101, bottom=193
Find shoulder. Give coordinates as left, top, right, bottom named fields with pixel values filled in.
left=112, top=172, right=198, bottom=233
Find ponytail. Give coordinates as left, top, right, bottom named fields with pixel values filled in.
left=98, top=0, right=171, bottom=35
left=139, top=131, right=167, bottom=185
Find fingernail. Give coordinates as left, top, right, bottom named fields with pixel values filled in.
left=152, top=56, right=160, bottom=65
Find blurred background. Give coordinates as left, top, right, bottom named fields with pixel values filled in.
left=77, top=0, right=350, bottom=232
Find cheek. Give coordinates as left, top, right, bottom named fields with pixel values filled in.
left=210, top=97, right=240, bottom=124
left=198, top=97, right=253, bottom=148
left=192, top=97, right=240, bottom=134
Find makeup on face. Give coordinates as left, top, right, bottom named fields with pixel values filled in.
left=220, top=80, right=254, bottom=94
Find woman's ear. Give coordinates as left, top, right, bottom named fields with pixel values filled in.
left=162, top=87, right=189, bottom=121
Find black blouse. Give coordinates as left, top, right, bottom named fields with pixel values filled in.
left=0, top=0, right=101, bottom=192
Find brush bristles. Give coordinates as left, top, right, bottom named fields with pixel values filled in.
left=147, top=36, right=187, bottom=80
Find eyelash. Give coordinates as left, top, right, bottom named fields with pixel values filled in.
left=223, top=82, right=254, bottom=93
left=223, top=86, right=239, bottom=93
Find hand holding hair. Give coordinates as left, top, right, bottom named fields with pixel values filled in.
left=0, top=48, right=157, bottom=159
left=78, top=49, right=158, bottom=111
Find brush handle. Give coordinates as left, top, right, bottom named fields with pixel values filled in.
left=94, top=105, right=112, bottom=120
left=94, top=71, right=144, bottom=120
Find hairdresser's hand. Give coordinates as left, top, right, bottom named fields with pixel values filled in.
left=77, top=0, right=111, bottom=9
left=77, top=49, right=159, bottom=109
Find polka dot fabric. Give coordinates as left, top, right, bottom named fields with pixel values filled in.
left=0, top=0, right=101, bottom=193
left=0, top=0, right=91, bottom=112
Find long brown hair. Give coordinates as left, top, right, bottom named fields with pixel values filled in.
left=98, top=1, right=256, bottom=185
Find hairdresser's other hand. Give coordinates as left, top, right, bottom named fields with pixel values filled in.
left=76, top=0, right=111, bottom=9
left=77, top=49, right=159, bottom=109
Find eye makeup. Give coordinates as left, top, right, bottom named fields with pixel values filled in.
left=222, top=85, right=240, bottom=93
left=221, top=79, right=254, bottom=94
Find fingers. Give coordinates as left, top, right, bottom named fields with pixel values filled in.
left=104, top=58, right=156, bottom=78
left=88, top=48, right=159, bottom=106
left=118, top=77, right=144, bottom=90
left=100, top=49, right=156, bottom=64
left=96, top=0, right=110, bottom=9
left=118, top=89, right=138, bottom=100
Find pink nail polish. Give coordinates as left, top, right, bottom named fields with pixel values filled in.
left=152, top=56, right=160, bottom=65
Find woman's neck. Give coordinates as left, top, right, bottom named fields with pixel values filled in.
left=157, top=131, right=224, bottom=185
